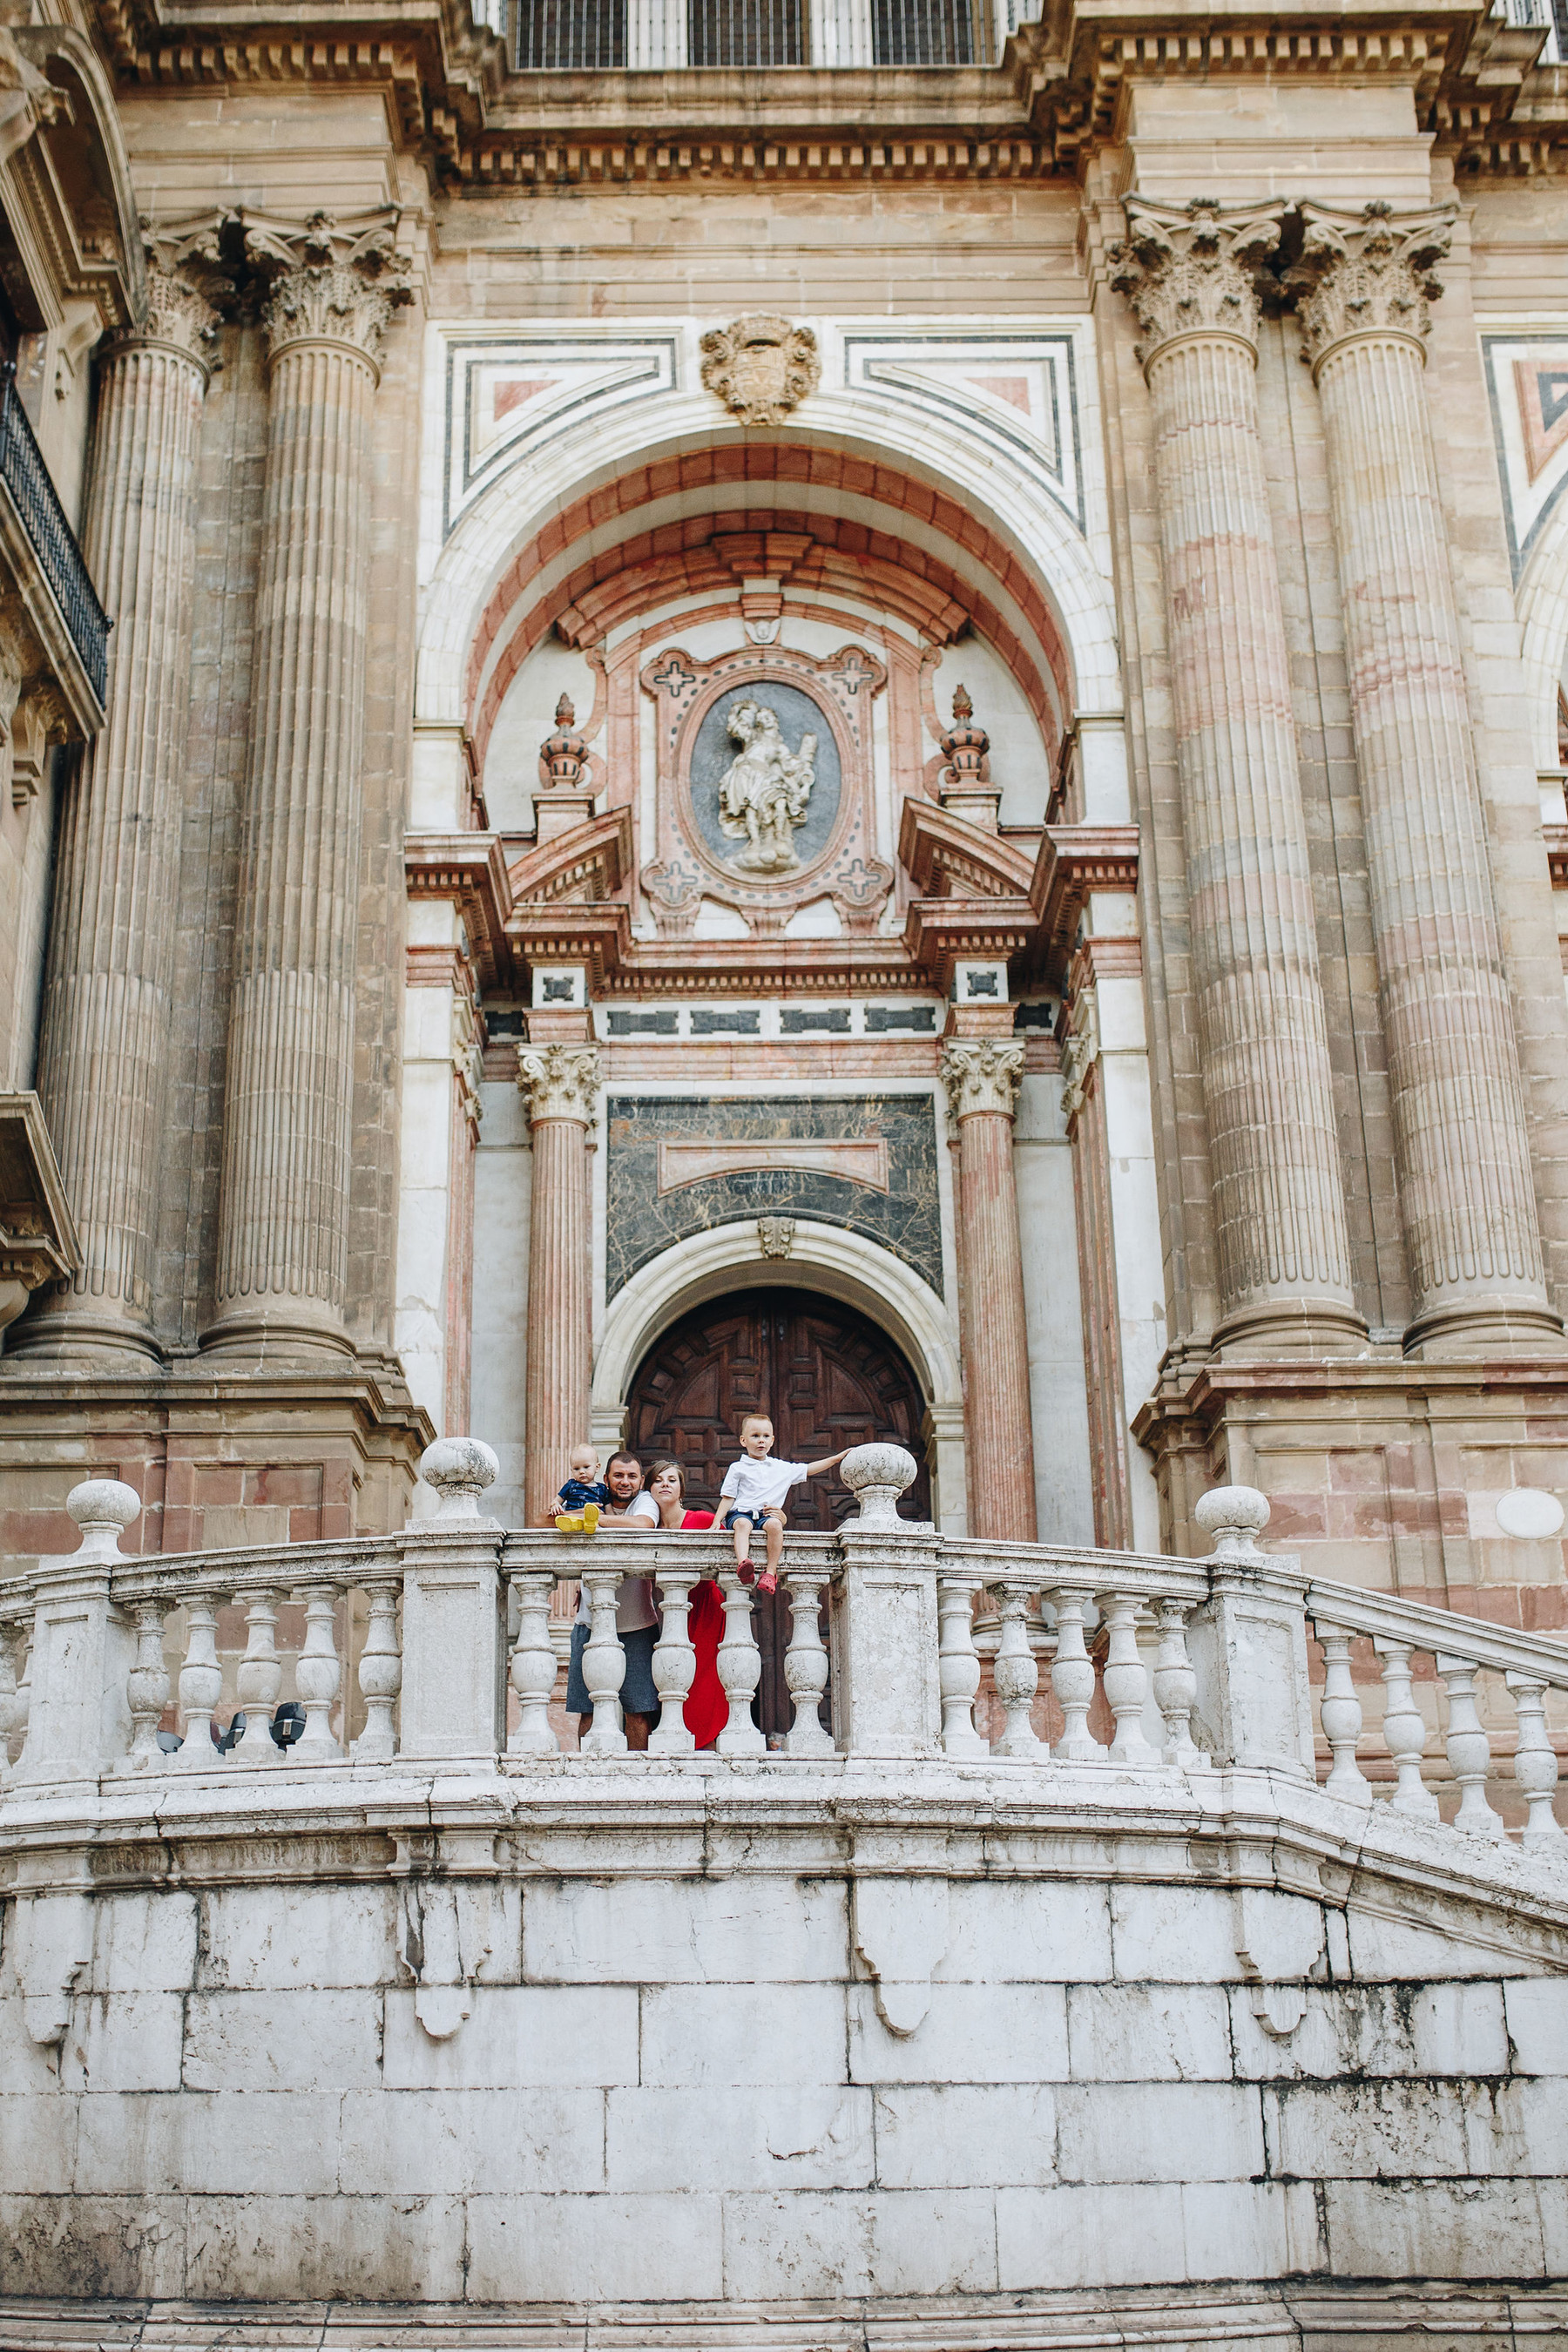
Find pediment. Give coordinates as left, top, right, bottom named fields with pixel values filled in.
left=508, top=807, right=632, bottom=907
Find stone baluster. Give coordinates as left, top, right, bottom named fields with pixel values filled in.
left=1096, top=1592, right=1160, bottom=1765
left=517, top=1044, right=600, bottom=1525
left=172, top=1597, right=223, bottom=1770
left=1152, top=1598, right=1205, bottom=1768
left=1045, top=1588, right=1103, bottom=1762
left=28, top=251, right=221, bottom=1357
left=507, top=1564, right=561, bottom=1757
left=1109, top=199, right=1361, bottom=1355
left=1373, top=1639, right=1438, bottom=1819
left=1315, top=1628, right=1370, bottom=1801
left=940, top=1040, right=1037, bottom=1538
left=1435, top=1655, right=1504, bottom=1840
left=293, top=1582, right=344, bottom=1761
left=354, top=1578, right=402, bottom=1762
left=1290, top=202, right=1558, bottom=1354
left=781, top=1558, right=835, bottom=1758
left=578, top=1562, right=628, bottom=1756
left=649, top=1559, right=699, bottom=1756
left=1504, top=1674, right=1565, bottom=1850
left=988, top=1575, right=1044, bottom=1758
left=231, top=1591, right=282, bottom=1766
left=206, top=213, right=409, bottom=1357
left=716, top=1569, right=765, bottom=1756
left=936, top=1564, right=987, bottom=1759
left=0, top=1613, right=27, bottom=1781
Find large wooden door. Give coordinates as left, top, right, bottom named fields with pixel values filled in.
left=625, top=1289, right=932, bottom=1734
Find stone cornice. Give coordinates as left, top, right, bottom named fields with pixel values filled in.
left=1288, top=199, right=1457, bottom=374
left=1031, top=822, right=1141, bottom=981
left=405, top=832, right=514, bottom=991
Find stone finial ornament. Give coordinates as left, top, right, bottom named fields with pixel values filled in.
left=1108, top=196, right=1286, bottom=373
left=418, top=1436, right=500, bottom=1520
left=539, top=697, right=589, bottom=790
left=64, top=1478, right=142, bottom=1561
left=841, top=1442, right=919, bottom=1528
left=1193, top=1483, right=1271, bottom=1562
left=1287, top=199, right=1456, bottom=374
left=940, top=685, right=990, bottom=785
left=700, top=314, right=821, bottom=426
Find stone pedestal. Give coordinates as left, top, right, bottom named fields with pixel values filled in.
left=1292, top=202, right=1560, bottom=1357
left=941, top=1035, right=1037, bottom=1543
left=27, top=264, right=217, bottom=1358
left=517, top=1041, right=598, bottom=1526
left=1111, top=198, right=1361, bottom=1359
left=206, top=218, right=408, bottom=1361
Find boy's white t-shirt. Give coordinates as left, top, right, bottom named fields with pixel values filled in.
left=720, top=1454, right=808, bottom=1516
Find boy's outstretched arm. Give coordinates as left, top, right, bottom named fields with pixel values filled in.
left=803, top=1448, right=851, bottom=1478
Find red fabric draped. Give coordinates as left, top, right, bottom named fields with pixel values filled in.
left=679, top=1510, right=727, bottom=1749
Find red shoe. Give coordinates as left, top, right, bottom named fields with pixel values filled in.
left=756, top=1571, right=778, bottom=1594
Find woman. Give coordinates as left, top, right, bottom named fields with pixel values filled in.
left=560, top=1450, right=661, bottom=1749
left=643, top=1456, right=725, bottom=1750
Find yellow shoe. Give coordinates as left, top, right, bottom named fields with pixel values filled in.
left=581, top=1503, right=600, bottom=1532
left=555, top=1511, right=585, bottom=1533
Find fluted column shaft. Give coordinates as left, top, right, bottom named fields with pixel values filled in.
left=942, top=1039, right=1037, bottom=1543
left=209, top=247, right=402, bottom=1355
left=519, top=1045, right=599, bottom=1527
left=1112, top=199, right=1360, bottom=1355
left=29, top=276, right=215, bottom=1354
left=1294, top=202, right=1557, bottom=1354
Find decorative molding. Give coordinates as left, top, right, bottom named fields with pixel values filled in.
left=1107, top=196, right=1284, bottom=372
left=517, top=1043, right=601, bottom=1126
left=1288, top=200, right=1456, bottom=375
left=842, top=328, right=1085, bottom=531
left=1030, top=821, right=1141, bottom=977
left=700, top=314, right=820, bottom=426
left=439, top=331, right=678, bottom=539
left=940, top=1038, right=1025, bottom=1125
left=404, top=834, right=514, bottom=992
left=508, top=807, right=632, bottom=909
left=657, top=1138, right=890, bottom=1196
left=757, top=1215, right=796, bottom=1260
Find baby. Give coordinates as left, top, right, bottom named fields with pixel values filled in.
left=718, top=1414, right=850, bottom=1592
left=553, top=1443, right=610, bottom=1535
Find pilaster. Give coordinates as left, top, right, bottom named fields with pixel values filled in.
left=940, top=1031, right=1036, bottom=1542
left=517, top=1033, right=600, bottom=1526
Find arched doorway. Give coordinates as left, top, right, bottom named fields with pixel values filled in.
left=625, top=1288, right=932, bottom=1735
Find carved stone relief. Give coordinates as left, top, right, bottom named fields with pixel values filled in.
left=700, top=314, right=821, bottom=426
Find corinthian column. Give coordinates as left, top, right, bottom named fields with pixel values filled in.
left=1111, top=198, right=1361, bottom=1355
left=25, top=256, right=220, bottom=1355
left=1292, top=202, right=1558, bottom=1355
left=518, top=1043, right=599, bottom=1525
left=941, top=1037, right=1036, bottom=1542
left=206, top=216, right=409, bottom=1357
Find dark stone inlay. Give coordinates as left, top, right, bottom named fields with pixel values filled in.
left=607, top=1009, right=679, bottom=1037
left=1014, top=1002, right=1057, bottom=1032
left=865, top=1005, right=937, bottom=1034
left=691, top=1008, right=761, bottom=1036
left=963, top=970, right=999, bottom=998
left=605, top=1093, right=943, bottom=1301
left=781, top=1006, right=851, bottom=1034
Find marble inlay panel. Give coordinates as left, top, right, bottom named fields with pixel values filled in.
left=605, top=1093, right=942, bottom=1299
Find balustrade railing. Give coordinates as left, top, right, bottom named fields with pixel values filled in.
left=0, top=364, right=110, bottom=706
left=0, top=1446, right=1562, bottom=1857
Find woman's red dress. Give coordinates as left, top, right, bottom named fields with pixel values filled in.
left=679, top=1509, right=727, bottom=1748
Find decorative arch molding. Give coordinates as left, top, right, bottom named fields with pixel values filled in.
left=590, top=1218, right=968, bottom=1530
left=1517, top=497, right=1568, bottom=770
left=417, top=389, right=1121, bottom=733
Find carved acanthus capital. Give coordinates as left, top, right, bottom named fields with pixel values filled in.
left=518, top=1043, right=601, bottom=1127
left=133, top=266, right=223, bottom=373
left=1058, top=994, right=1101, bottom=1127
left=941, top=1037, right=1025, bottom=1126
left=253, top=210, right=413, bottom=379
left=1288, top=200, right=1456, bottom=374
left=1107, top=196, right=1285, bottom=373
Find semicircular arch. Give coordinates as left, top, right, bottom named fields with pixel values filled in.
left=1517, top=497, right=1568, bottom=769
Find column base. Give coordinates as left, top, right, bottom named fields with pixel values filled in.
left=199, top=1301, right=357, bottom=1366
left=1213, top=1297, right=1369, bottom=1360
left=1402, top=1294, right=1568, bottom=1360
left=5, top=1303, right=165, bottom=1367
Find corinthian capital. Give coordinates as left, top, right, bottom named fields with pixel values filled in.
left=249, top=209, right=413, bottom=378
left=1288, top=199, right=1455, bottom=373
left=941, top=1038, right=1025, bottom=1125
left=1108, top=196, right=1285, bottom=374
left=518, top=1043, right=601, bottom=1126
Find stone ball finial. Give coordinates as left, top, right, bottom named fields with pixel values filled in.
left=841, top=1443, right=919, bottom=1530
left=419, top=1436, right=500, bottom=1521
left=1194, top=1484, right=1270, bottom=1561
left=65, top=1478, right=142, bottom=1562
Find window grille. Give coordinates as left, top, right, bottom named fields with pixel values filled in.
left=687, top=0, right=805, bottom=65
left=514, top=0, right=627, bottom=69
left=873, top=0, right=972, bottom=63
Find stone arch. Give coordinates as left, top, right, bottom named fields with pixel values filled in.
left=1516, top=497, right=1568, bottom=769
left=417, top=394, right=1122, bottom=737
left=590, top=1218, right=968, bottom=1531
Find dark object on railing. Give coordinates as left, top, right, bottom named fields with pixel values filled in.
left=516, top=0, right=626, bottom=67
left=271, top=1701, right=306, bottom=1747
left=216, top=1712, right=247, bottom=1754
left=873, top=0, right=973, bottom=60
left=0, top=363, right=110, bottom=705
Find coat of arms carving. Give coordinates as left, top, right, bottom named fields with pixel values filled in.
left=700, top=314, right=821, bottom=426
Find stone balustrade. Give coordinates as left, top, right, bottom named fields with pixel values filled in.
left=0, top=1448, right=1562, bottom=1847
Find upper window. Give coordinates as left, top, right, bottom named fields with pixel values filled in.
left=689, top=0, right=805, bottom=66
left=515, top=0, right=626, bottom=68
left=511, top=0, right=988, bottom=66
left=872, top=0, right=972, bottom=63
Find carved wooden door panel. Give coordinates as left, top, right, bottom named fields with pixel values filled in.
left=625, top=1288, right=931, bottom=1734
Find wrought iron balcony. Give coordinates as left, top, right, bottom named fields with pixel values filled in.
left=0, top=364, right=109, bottom=709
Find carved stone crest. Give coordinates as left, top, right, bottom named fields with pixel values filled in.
left=700, top=315, right=820, bottom=427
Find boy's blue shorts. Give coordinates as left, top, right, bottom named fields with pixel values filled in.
left=720, top=1506, right=781, bottom=1531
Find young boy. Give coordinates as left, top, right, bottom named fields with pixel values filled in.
left=551, top=1443, right=610, bottom=1534
left=719, top=1416, right=849, bottom=1592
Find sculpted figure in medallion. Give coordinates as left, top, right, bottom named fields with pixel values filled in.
left=715, top=699, right=816, bottom=875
